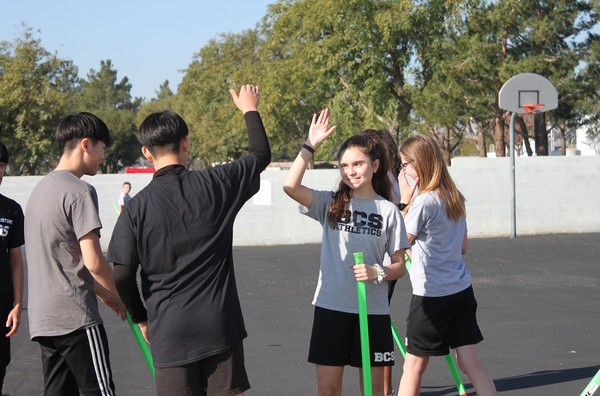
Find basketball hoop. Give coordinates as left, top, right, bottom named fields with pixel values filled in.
left=523, top=103, right=545, bottom=114
left=498, top=73, right=559, bottom=238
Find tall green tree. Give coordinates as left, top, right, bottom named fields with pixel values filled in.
left=0, top=28, right=78, bottom=175
left=77, top=60, right=141, bottom=173
left=258, top=0, right=418, bottom=160
left=483, top=0, right=595, bottom=156
left=136, top=80, right=179, bottom=129
left=178, top=30, right=263, bottom=167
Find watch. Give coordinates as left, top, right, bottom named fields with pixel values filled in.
left=373, top=264, right=386, bottom=285
left=398, top=202, right=408, bottom=210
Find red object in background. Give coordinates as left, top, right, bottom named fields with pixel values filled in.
left=125, top=167, right=155, bottom=174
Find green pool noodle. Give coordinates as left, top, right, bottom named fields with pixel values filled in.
left=579, top=368, right=600, bottom=396
left=126, top=311, right=156, bottom=379
left=353, top=251, right=372, bottom=396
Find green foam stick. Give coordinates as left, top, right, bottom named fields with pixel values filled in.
left=353, top=252, right=372, bottom=396
left=126, top=311, right=156, bottom=379
left=580, top=368, right=600, bottom=396
left=390, top=321, right=406, bottom=359
left=397, top=253, right=467, bottom=396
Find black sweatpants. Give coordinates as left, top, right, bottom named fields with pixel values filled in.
left=36, top=324, right=116, bottom=396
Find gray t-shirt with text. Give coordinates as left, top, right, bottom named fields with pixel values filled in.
left=301, top=190, right=410, bottom=315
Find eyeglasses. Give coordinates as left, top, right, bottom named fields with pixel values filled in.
left=400, top=162, right=410, bottom=170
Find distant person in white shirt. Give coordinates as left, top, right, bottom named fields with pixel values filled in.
left=118, top=182, right=132, bottom=213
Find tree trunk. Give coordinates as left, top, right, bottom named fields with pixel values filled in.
left=559, top=121, right=567, bottom=155
left=494, top=112, right=505, bottom=157
left=443, top=127, right=452, bottom=166
left=515, top=116, right=533, bottom=156
left=534, top=113, right=549, bottom=156
left=470, top=117, right=487, bottom=157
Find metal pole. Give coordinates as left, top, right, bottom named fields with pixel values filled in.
left=509, top=112, right=517, bottom=238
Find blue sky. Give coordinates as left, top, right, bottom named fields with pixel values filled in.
left=1, top=0, right=274, bottom=100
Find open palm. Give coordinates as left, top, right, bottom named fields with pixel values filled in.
left=308, top=108, right=336, bottom=148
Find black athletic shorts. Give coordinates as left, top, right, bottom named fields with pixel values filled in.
left=308, top=306, right=395, bottom=367
left=405, top=285, right=484, bottom=356
left=156, top=342, right=250, bottom=396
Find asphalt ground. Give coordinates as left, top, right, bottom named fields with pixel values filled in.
left=3, top=233, right=599, bottom=395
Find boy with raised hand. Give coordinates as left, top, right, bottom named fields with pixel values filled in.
left=25, top=112, right=126, bottom=395
left=108, top=85, right=270, bottom=396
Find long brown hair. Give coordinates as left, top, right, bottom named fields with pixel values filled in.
left=328, top=134, right=391, bottom=227
left=399, top=134, right=465, bottom=220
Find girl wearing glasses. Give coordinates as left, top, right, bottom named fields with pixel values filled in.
left=397, top=134, right=496, bottom=395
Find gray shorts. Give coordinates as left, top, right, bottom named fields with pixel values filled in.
left=156, top=342, right=250, bottom=396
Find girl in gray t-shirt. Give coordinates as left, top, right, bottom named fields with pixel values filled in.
left=283, top=108, right=410, bottom=395
left=397, top=134, right=497, bottom=395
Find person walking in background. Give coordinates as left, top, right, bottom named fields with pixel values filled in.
left=0, top=141, right=24, bottom=395
left=360, top=129, right=402, bottom=396
left=396, top=134, right=496, bottom=396
left=24, top=112, right=126, bottom=396
left=283, top=109, right=410, bottom=396
left=117, top=181, right=132, bottom=213
left=107, top=85, right=270, bottom=396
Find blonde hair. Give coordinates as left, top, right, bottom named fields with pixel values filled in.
left=399, top=134, right=465, bottom=220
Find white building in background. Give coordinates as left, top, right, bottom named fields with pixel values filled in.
left=576, top=125, right=599, bottom=155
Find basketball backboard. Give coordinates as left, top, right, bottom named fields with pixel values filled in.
left=498, top=73, right=558, bottom=114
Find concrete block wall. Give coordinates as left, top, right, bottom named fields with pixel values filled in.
left=451, top=156, right=600, bottom=236
left=2, top=155, right=599, bottom=251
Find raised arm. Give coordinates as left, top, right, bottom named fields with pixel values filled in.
left=283, top=108, right=336, bottom=208
left=230, top=84, right=271, bottom=170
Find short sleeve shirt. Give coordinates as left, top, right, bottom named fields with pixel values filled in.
left=107, top=156, right=262, bottom=368
left=0, top=194, right=25, bottom=313
left=301, top=190, right=410, bottom=315
left=117, top=192, right=131, bottom=206
left=403, top=191, right=471, bottom=297
left=25, top=171, right=103, bottom=338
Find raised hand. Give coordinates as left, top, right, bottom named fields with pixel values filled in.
left=307, top=108, right=336, bottom=149
left=398, top=168, right=419, bottom=206
left=229, top=84, right=260, bottom=114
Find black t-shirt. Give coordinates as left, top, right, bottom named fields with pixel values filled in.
left=107, top=113, right=269, bottom=368
left=0, top=194, right=25, bottom=314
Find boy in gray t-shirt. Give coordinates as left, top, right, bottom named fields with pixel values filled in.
left=25, top=112, right=125, bottom=395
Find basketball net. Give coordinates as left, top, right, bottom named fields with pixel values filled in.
left=523, top=103, right=545, bottom=114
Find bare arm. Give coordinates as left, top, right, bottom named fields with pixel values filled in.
left=353, top=249, right=407, bottom=282
left=462, top=233, right=468, bottom=255
left=283, top=108, right=336, bottom=207
left=80, top=232, right=126, bottom=320
left=5, top=246, right=24, bottom=337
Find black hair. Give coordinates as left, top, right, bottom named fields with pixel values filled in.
left=139, top=111, right=188, bottom=155
left=0, top=141, right=9, bottom=164
left=55, top=112, right=110, bottom=155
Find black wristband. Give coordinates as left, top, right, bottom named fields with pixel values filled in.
left=301, top=143, right=315, bottom=154
left=398, top=203, right=408, bottom=210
